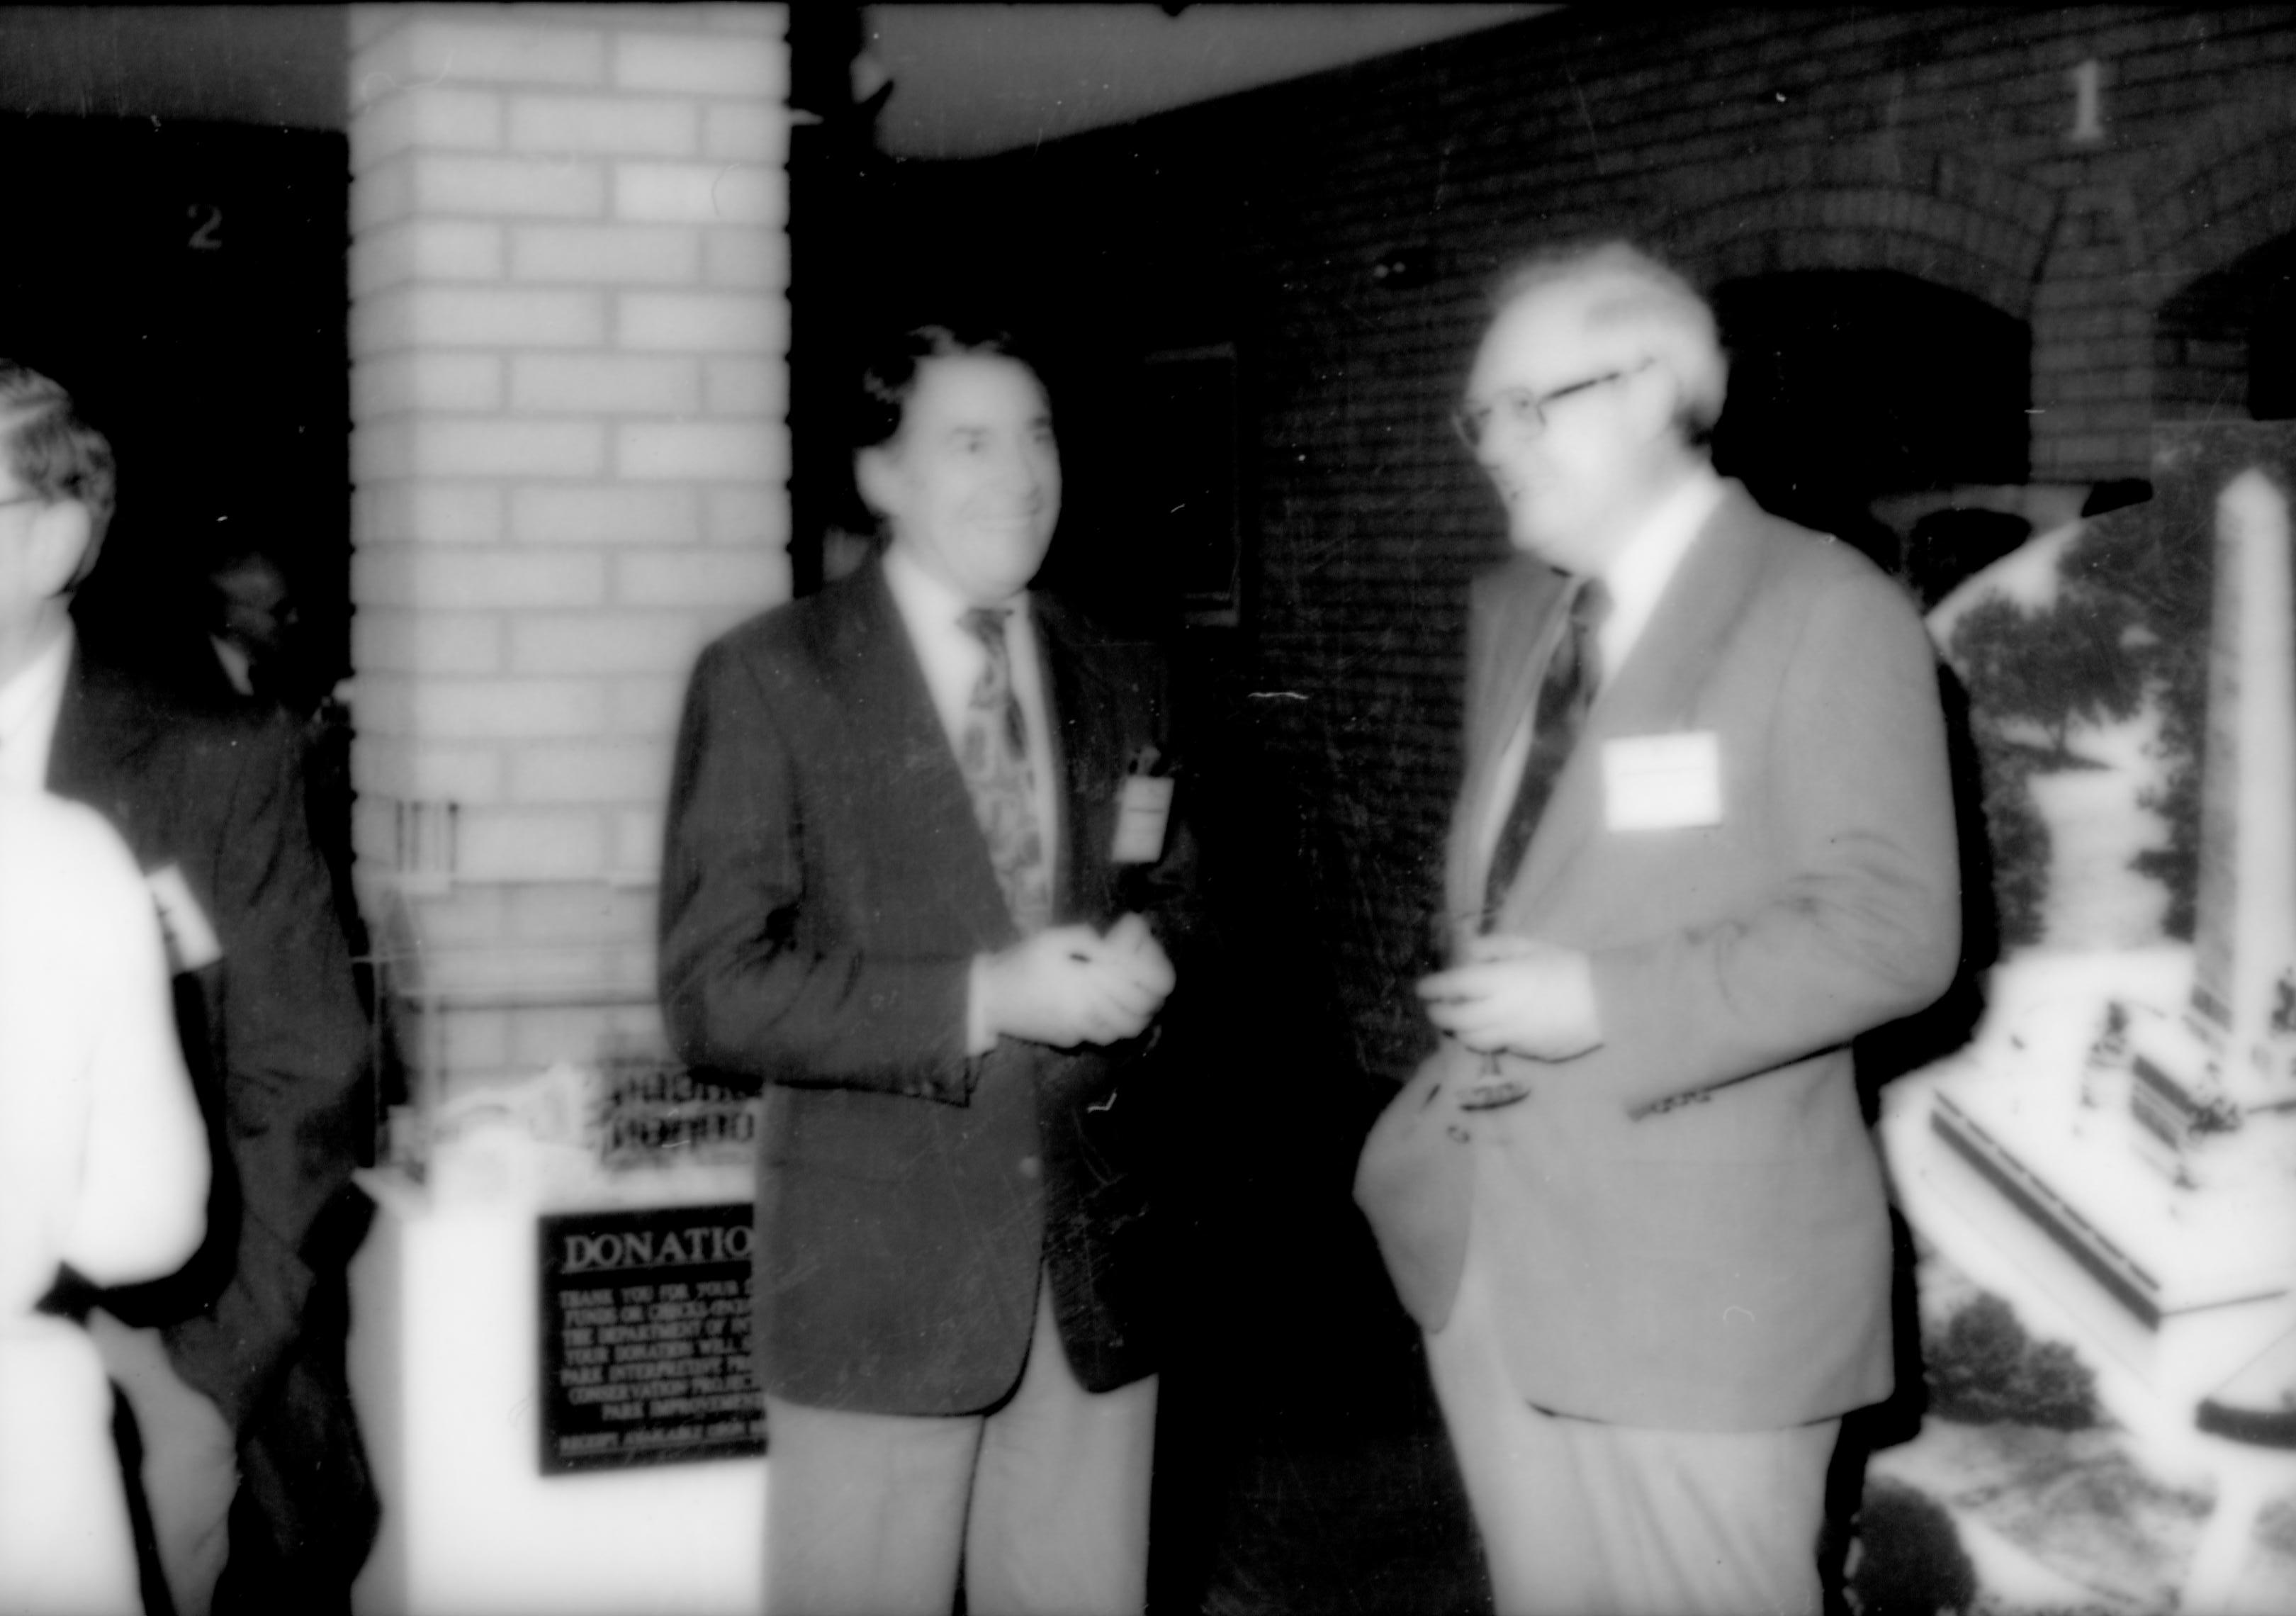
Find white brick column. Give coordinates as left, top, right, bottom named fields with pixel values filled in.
left=346, top=4, right=789, bottom=1102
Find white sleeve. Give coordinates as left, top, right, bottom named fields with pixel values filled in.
left=57, top=809, right=210, bottom=1285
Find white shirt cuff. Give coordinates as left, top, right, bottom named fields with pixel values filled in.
left=966, top=953, right=998, bottom=1057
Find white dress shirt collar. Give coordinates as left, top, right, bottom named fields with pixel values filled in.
left=882, top=545, right=1043, bottom=742
left=0, top=625, right=74, bottom=793
left=1593, top=462, right=1726, bottom=685
left=879, top=544, right=1058, bottom=841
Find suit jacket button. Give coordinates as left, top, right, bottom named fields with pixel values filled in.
left=1018, top=1154, right=1042, bottom=1179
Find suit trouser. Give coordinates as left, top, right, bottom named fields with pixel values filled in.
left=1424, top=1229, right=1837, bottom=1616
left=88, top=1310, right=238, bottom=1616
left=762, top=1278, right=1157, bottom=1616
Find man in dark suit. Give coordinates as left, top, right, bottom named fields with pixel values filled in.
left=1355, top=244, right=1961, bottom=1615
left=659, top=325, right=1194, bottom=1616
left=0, top=360, right=374, bottom=1615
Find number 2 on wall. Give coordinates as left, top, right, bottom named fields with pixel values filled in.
left=186, top=203, right=223, bottom=251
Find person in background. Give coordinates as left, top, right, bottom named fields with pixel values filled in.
left=0, top=360, right=375, bottom=1616
left=1355, top=242, right=1960, bottom=1615
left=660, top=323, right=1198, bottom=1616
left=188, top=536, right=365, bottom=982
left=199, top=545, right=298, bottom=707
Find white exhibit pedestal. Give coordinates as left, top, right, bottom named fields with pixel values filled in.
left=1880, top=952, right=2296, bottom=1613
left=349, top=1157, right=765, bottom=1615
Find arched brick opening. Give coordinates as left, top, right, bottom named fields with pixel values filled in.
left=1704, top=269, right=2030, bottom=576
left=1659, top=161, right=2054, bottom=326
left=2132, top=100, right=2296, bottom=291
left=2155, top=232, right=2296, bottom=423
left=2136, top=101, right=2296, bottom=428
left=1636, top=166, right=2048, bottom=580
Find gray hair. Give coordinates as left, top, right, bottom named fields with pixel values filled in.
left=1488, top=240, right=1728, bottom=442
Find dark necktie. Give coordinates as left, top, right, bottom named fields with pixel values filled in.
left=958, top=607, right=1052, bottom=934
left=1482, top=578, right=1609, bottom=931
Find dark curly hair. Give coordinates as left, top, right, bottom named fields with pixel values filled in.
left=852, top=323, right=1045, bottom=451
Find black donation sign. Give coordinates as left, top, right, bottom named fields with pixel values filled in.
left=539, top=1201, right=763, bottom=1474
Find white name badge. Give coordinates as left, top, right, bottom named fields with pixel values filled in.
left=147, top=863, right=224, bottom=973
left=1111, top=775, right=1174, bottom=864
left=1602, top=731, right=1723, bottom=831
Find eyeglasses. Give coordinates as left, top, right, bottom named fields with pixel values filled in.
left=1451, top=359, right=1655, bottom=450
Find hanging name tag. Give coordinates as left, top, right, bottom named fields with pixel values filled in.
left=147, top=863, right=224, bottom=973
left=1602, top=731, right=1723, bottom=831
left=1112, top=775, right=1174, bottom=864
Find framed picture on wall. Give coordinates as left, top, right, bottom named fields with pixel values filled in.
left=1141, top=344, right=1243, bottom=627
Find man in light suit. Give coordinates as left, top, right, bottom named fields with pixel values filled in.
left=1355, top=243, right=1960, bottom=1615
left=659, top=325, right=1194, bottom=1616
left=0, top=360, right=374, bottom=1615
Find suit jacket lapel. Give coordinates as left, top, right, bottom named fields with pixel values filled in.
left=45, top=650, right=167, bottom=850
left=828, top=559, right=1015, bottom=947
left=1445, top=559, right=1572, bottom=941
left=1031, top=597, right=1094, bottom=918
left=1498, top=484, right=1774, bottom=926
left=1470, top=563, right=1572, bottom=796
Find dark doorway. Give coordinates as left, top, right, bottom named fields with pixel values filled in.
left=1710, top=269, right=2032, bottom=574
left=0, top=115, right=350, bottom=699
left=2156, top=231, right=2296, bottom=423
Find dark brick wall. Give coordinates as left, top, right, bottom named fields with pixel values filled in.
left=867, top=5, right=2296, bottom=1074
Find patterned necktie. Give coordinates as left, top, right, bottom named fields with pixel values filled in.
left=958, top=607, right=1053, bottom=935
left=1482, top=577, right=1609, bottom=931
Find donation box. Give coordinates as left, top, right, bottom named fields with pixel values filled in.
left=349, top=1061, right=768, bottom=1614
